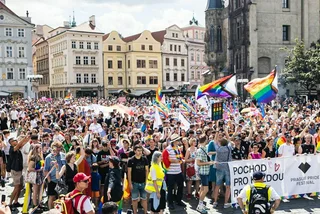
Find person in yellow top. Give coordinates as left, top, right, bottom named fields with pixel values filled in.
left=145, top=151, right=166, bottom=214
left=237, top=171, right=281, bottom=214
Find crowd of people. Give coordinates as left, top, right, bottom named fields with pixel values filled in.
left=0, top=96, right=318, bottom=214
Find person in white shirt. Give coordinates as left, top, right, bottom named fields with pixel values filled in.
left=89, top=117, right=102, bottom=134
left=278, top=133, right=295, bottom=157
left=52, top=127, right=65, bottom=143
left=9, top=107, right=18, bottom=131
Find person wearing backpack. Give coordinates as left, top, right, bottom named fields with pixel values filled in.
left=237, top=171, right=281, bottom=214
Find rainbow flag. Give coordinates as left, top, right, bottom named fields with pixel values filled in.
left=244, top=69, right=278, bottom=103
left=316, top=137, right=320, bottom=152
left=196, top=75, right=234, bottom=99
left=276, top=136, right=286, bottom=150
left=155, top=84, right=163, bottom=103
left=181, top=99, right=196, bottom=114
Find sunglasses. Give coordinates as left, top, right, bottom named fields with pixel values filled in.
left=80, top=180, right=89, bottom=183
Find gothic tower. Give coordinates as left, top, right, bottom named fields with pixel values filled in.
left=204, top=0, right=228, bottom=84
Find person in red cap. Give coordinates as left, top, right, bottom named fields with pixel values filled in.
left=70, top=172, right=95, bottom=214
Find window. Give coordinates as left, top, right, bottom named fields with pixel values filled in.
left=235, top=0, right=241, bottom=8
left=76, top=74, right=81, bottom=83
left=191, top=53, right=194, bottom=61
left=236, top=20, right=241, bottom=40
left=6, top=46, right=12, bottom=57
left=282, top=0, right=289, bottom=8
left=76, top=56, right=81, bottom=65
left=166, top=58, right=170, bottom=66
left=87, top=42, right=91, bottom=49
left=128, top=60, right=131, bottom=69
left=108, top=45, right=113, bottom=51
left=91, top=57, right=96, bottom=65
left=19, top=68, right=25, bottom=79
left=191, top=71, right=195, bottom=79
left=80, top=42, right=84, bottom=49
left=196, top=31, right=198, bottom=39
left=174, top=58, right=177, bottom=66
left=178, top=45, right=181, bottom=52
left=141, top=45, right=145, bottom=50
left=18, top=47, right=25, bottom=58
left=128, top=76, right=131, bottom=85
left=83, top=56, right=89, bottom=65
left=149, top=60, right=158, bottom=68
left=197, top=71, right=201, bottom=79
left=172, top=33, right=175, bottom=37
left=18, top=29, right=25, bottom=37
left=181, top=73, right=185, bottom=82
left=149, top=76, right=158, bottom=84
left=72, top=41, right=76, bottom=49
left=174, top=73, right=178, bottom=81
left=116, top=46, right=121, bottom=51
left=91, top=74, right=96, bottom=83
left=118, top=77, right=123, bottom=85
left=176, top=33, right=178, bottom=38
left=5, top=28, right=12, bottom=37
left=129, top=45, right=131, bottom=51
left=166, top=73, right=170, bottom=81
left=283, top=25, right=290, bottom=41
left=197, top=54, right=200, bottom=62
left=108, top=77, right=113, bottom=85
left=181, top=59, right=185, bottom=67
left=108, top=60, right=113, bottom=69
left=137, top=76, right=146, bottom=84
left=149, top=45, right=153, bottom=51
left=84, top=74, right=89, bottom=83
left=7, top=68, right=13, bottom=79
left=174, top=45, right=177, bottom=52
left=118, top=60, right=122, bottom=69
left=94, top=42, right=99, bottom=50
left=217, top=26, right=222, bottom=51
left=170, top=44, right=173, bottom=51
left=137, top=60, right=146, bottom=68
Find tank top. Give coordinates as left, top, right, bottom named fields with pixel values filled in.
left=65, top=164, right=77, bottom=183
left=250, top=152, right=261, bottom=159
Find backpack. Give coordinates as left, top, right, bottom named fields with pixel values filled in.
left=54, top=192, right=89, bottom=214
left=248, top=184, right=270, bottom=214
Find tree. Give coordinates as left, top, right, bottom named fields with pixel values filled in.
left=281, top=39, right=320, bottom=94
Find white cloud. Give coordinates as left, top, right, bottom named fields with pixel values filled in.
left=97, top=12, right=144, bottom=37
left=146, top=8, right=193, bottom=32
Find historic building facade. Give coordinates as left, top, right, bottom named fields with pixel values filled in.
left=182, top=16, right=208, bottom=88
left=160, top=25, right=188, bottom=89
left=47, top=16, right=104, bottom=98
left=35, top=38, right=50, bottom=97
left=0, top=1, right=34, bottom=99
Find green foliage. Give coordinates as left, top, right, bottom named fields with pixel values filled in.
left=281, top=39, right=320, bottom=91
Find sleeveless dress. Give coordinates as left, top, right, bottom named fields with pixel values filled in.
left=65, top=164, right=78, bottom=192
left=186, top=148, right=200, bottom=181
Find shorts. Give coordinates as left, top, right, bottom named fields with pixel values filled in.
left=11, top=170, right=22, bottom=185
left=199, top=174, right=209, bottom=186
left=131, top=182, right=147, bottom=200
left=11, top=120, right=17, bottom=124
left=92, top=191, right=100, bottom=198
left=216, top=169, right=230, bottom=186
left=47, top=181, right=57, bottom=196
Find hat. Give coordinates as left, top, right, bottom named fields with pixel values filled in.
left=253, top=171, right=265, bottom=180
left=170, top=134, right=181, bottom=143
left=73, top=173, right=91, bottom=183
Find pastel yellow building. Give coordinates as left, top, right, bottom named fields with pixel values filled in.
left=103, top=30, right=162, bottom=96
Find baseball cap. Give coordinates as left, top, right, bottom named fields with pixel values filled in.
left=73, top=173, right=91, bottom=183
left=253, top=171, right=266, bottom=180
left=109, top=156, right=120, bottom=165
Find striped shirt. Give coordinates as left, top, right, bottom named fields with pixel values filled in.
left=166, top=145, right=182, bottom=175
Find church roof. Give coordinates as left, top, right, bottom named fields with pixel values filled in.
left=206, top=0, right=224, bottom=10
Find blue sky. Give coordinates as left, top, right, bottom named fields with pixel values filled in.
left=7, top=0, right=217, bottom=36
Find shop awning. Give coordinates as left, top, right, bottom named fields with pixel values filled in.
left=162, top=89, right=177, bottom=93
left=108, top=89, right=123, bottom=94
left=0, top=91, right=10, bottom=97
left=129, top=90, right=154, bottom=97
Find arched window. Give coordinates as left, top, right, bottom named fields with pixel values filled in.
left=195, top=31, right=199, bottom=39
left=210, top=26, right=214, bottom=52
left=217, top=26, right=222, bottom=51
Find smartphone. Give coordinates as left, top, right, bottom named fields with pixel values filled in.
left=1, top=195, right=5, bottom=203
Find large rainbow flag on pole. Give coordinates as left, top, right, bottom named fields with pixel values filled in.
left=155, top=84, right=163, bottom=103
left=196, top=74, right=237, bottom=99
left=244, top=69, right=278, bottom=103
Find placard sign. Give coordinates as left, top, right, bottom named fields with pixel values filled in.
left=211, top=102, right=223, bottom=121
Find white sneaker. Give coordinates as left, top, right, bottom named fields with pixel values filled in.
left=213, top=202, right=218, bottom=208
left=224, top=203, right=231, bottom=208
left=196, top=204, right=207, bottom=214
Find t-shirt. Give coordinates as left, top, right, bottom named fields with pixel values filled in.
left=96, top=150, right=111, bottom=181
left=146, top=147, right=159, bottom=166
left=278, top=143, right=295, bottom=157
left=10, top=110, right=18, bottom=120
left=127, top=156, right=148, bottom=183
left=301, top=144, right=315, bottom=154
left=91, top=171, right=101, bottom=191
left=9, top=146, right=23, bottom=171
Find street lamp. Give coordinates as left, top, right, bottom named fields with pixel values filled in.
left=97, top=85, right=104, bottom=98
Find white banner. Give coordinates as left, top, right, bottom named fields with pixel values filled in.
left=228, top=154, right=320, bottom=204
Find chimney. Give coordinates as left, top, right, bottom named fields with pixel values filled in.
left=63, top=21, right=70, bottom=28
left=0, top=0, right=5, bottom=5
left=89, top=15, right=96, bottom=29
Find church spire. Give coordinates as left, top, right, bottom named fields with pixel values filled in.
left=206, top=0, right=224, bottom=10
left=71, top=10, right=76, bottom=27
left=189, top=13, right=199, bottom=26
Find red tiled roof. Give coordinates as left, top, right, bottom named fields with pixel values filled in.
left=102, top=33, right=110, bottom=41
left=0, top=2, right=34, bottom=25
left=151, top=30, right=166, bottom=44
left=122, top=33, right=141, bottom=42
